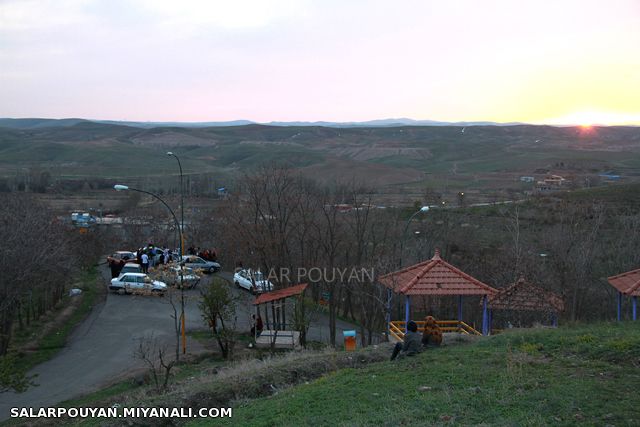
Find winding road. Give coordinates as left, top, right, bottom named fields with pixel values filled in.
left=0, top=268, right=359, bottom=420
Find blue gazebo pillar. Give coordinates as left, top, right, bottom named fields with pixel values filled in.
left=481, top=295, right=488, bottom=336
left=617, top=292, right=622, bottom=321
left=633, top=296, right=637, bottom=321
left=551, top=312, right=558, bottom=327
left=404, top=295, right=411, bottom=332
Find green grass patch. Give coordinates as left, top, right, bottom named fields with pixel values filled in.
left=202, top=322, right=640, bottom=426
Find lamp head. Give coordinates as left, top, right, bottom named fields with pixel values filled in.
left=113, top=184, right=129, bottom=191
left=166, top=151, right=174, bottom=156
left=420, top=206, right=430, bottom=212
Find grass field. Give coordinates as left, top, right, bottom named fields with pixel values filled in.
left=201, top=322, right=640, bottom=426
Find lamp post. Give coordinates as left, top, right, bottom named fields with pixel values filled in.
left=166, top=152, right=187, bottom=356
left=389, top=205, right=430, bottom=334
left=402, top=206, right=430, bottom=259
left=166, top=152, right=184, bottom=258
left=114, top=184, right=187, bottom=356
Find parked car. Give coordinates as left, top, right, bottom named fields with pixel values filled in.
left=107, top=251, right=136, bottom=264
left=166, top=266, right=201, bottom=289
left=233, top=269, right=273, bottom=294
left=120, top=262, right=142, bottom=275
left=109, top=272, right=168, bottom=295
left=180, top=255, right=220, bottom=273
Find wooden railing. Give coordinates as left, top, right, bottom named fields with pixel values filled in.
left=389, top=320, right=482, bottom=341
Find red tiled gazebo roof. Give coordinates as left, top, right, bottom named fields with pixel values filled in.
left=488, top=277, right=564, bottom=312
left=253, top=283, right=308, bottom=305
left=378, top=249, right=497, bottom=296
left=608, top=269, right=640, bottom=297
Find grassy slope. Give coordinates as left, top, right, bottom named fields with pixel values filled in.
left=1, top=123, right=639, bottom=184
left=205, top=322, right=640, bottom=427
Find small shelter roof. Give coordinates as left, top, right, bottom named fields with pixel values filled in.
left=378, top=249, right=497, bottom=296
left=608, top=269, right=640, bottom=297
left=487, top=277, right=564, bottom=312
left=253, top=283, right=308, bottom=305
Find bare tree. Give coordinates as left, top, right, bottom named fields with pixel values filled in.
left=134, top=333, right=176, bottom=393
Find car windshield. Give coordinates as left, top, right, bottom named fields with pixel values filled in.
left=254, top=272, right=264, bottom=281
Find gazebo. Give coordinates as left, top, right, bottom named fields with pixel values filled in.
left=487, top=277, right=564, bottom=330
left=607, top=269, right=639, bottom=321
left=252, top=283, right=308, bottom=349
left=379, top=249, right=497, bottom=340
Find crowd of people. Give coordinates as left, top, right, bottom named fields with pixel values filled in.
left=186, top=246, right=218, bottom=262
left=107, top=243, right=177, bottom=278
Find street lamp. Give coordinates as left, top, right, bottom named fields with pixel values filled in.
left=114, top=184, right=187, bottom=356
left=113, top=185, right=181, bottom=232
left=388, top=206, right=430, bottom=334
left=165, top=152, right=187, bottom=357
left=166, top=152, right=184, bottom=258
left=403, top=206, right=430, bottom=246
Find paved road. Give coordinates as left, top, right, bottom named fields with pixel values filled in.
left=0, top=268, right=360, bottom=420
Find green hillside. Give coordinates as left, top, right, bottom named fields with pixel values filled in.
left=207, top=323, right=640, bottom=426
left=1, top=122, right=639, bottom=195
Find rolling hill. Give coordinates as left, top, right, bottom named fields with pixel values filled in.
left=1, top=121, right=639, bottom=198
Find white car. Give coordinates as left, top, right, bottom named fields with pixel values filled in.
left=181, top=255, right=221, bottom=273
left=233, top=269, right=274, bottom=294
left=109, top=272, right=168, bottom=295
left=166, top=266, right=201, bottom=289
left=120, top=262, right=142, bottom=275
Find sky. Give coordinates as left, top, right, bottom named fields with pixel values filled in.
left=1, top=0, right=639, bottom=125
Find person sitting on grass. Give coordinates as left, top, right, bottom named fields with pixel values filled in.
left=391, top=320, right=422, bottom=361
left=422, top=315, right=443, bottom=347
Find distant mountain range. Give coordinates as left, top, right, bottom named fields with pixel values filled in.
left=0, top=117, right=529, bottom=130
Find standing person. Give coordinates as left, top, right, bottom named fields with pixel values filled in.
left=141, top=251, right=149, bottom=274
left=256, top=314, right=263, bottom=337
left=250, top=314, right=257, bottom=338
left=163, top=248, right=170, bottom=265
left=390, top=320, right=422, bottom=361
left=116, top=259, right=125, bottom=277
left=108, top=259, right=120, bottom=278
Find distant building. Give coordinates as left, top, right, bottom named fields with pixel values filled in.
left=543, top=175, right=566, bottom=186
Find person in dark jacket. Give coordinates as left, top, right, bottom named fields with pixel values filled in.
left=391, top=320, right=422, bottom=360
left=256, top=315, right=263, bottom=336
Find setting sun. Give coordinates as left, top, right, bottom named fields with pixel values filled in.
left=546, top=111, right=640, bottom=127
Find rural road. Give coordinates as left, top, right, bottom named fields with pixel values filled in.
left=0, top=268, right=359, bottom=420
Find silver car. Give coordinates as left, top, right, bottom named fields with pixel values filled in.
left=110, top=272, right=168, bottom=295
left=180, top=256, right=220, bottom=274
left=166, top=266, right=201, bottom=289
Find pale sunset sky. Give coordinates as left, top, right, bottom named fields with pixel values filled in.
left=1, top=0, right=639, bottom=125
